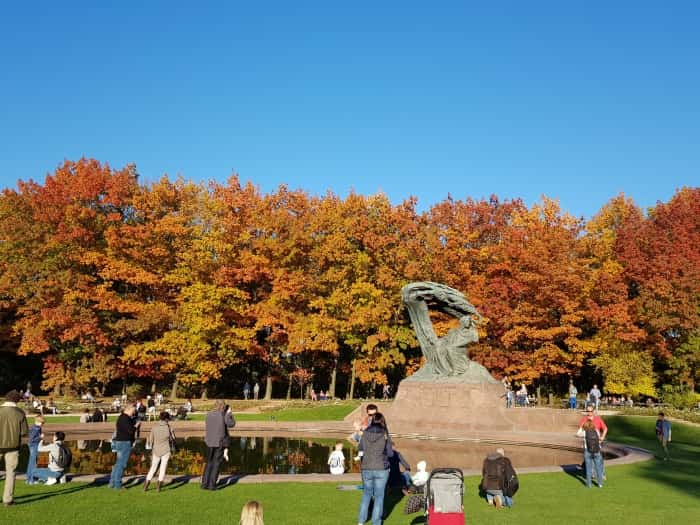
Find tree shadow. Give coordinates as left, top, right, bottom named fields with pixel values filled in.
left=607, top=416, right=700, bottom=500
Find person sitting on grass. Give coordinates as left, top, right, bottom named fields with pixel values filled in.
left=402, top=460, right=429, bottom=495
left=240, top=500, right=264, bottom=525
left=480, top=448, right=517, bottom=508
left=328, top=442, right=346, bottom=474
left=388, top=447, right=412, bottom=489
left=33, top=431, right=69, bottom=485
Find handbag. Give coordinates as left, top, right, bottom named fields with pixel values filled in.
left=167, top=423, right=178, bottom=453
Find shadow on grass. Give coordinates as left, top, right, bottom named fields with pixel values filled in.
left=562, top=462, right=589, bottom=487
left=607, top=416, right=700, bottom=500
left=14, top=482, right=94, bottom=504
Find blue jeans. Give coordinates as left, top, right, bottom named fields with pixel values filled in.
left=584, top=450, right=604, bottom=487
left=26, top=443, right=39, bottom=483
left=32, top=468, right=63, bottom=482
left=486, top=490, right=513, bottom=507
left=109, top=441, right=132, bottom=489
left=569, top=397, right=577, bottom=409
left=358, top=469, right=390, bottom=525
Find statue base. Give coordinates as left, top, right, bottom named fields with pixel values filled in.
left=380, top=380, right=580, bottom=437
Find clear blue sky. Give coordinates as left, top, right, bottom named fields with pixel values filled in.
left=1, top=1, right=698, bottom=218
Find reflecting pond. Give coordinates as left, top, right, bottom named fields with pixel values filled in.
left=17, top=435, right=605, bottom=476
left=18, top=436, right=358, bottom=476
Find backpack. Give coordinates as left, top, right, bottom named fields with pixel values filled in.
left=503, top=459, right=519, bottom=496
left=585, top=428, right=601, bottom=454
left=483, top=457, right=506, bottom=490
left=55, top=443, right=73, bottom=470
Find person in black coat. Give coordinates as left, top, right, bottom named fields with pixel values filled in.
left=109, top=405, right=140, bottom=489
left=201, top=400, right=235, bottom=490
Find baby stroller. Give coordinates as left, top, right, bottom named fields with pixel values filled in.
left=425, top=468, right=465, bottom=524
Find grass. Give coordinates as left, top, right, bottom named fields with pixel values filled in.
left=5, top=415, right=699, bottom=524
left=39, top=400, right=361, bottom=425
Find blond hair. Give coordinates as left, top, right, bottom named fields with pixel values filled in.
left=240, top=500, right=264, bottom=525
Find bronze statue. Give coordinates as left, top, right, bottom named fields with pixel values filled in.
left=402, top=282, right=497, bottom=383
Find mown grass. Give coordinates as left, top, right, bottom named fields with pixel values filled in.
left=39, top=401, right=361, bottom=425
left=5, top=415, right=698, bottom=524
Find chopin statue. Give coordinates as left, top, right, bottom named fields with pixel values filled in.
left=402, top=282, right=498, bottom=383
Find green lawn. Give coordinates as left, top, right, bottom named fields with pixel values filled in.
left=4, top=415, right=698, bottom=524
left=39, top=401, right=361, bottom=425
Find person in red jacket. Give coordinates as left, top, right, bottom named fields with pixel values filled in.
left=578, top=405, right=607, bottom=480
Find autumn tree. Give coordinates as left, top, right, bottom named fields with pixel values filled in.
left=2, top=159, right=139, bottom=394
left=614, top=188, right=700, bottom=389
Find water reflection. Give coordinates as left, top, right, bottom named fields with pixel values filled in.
left=17, top=437, right=360, bottom=476
left=15, top=436, right=602, bottom=476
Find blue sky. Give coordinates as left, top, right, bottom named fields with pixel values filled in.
left=1, top=1, right=697, bottom=218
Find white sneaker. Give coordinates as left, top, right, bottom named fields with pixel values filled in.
left=60, top=476, right=67, bottom=484
left=46, top=477, right=57, bottom=486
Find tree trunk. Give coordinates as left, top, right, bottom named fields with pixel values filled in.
left=265, top=374, right=273, bottom=400
left=371, top=379, right=377, bottom=400
left=201, top=387, right=208, bottom=400
left=329, top=358, right=338, bottom=399
left=286, top=377, right=292, bottom=400
left=151, top=381, right=157, bottom=394
left=170, top=377, right=179, bottom=401
left=348, top=359, right=356, bottom=400
left=300, top=382, right=305, bottom=400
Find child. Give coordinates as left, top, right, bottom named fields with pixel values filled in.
left=403, top=460, right=428, bottom=495
left=240, top=500, right=264, bottom=525
left=328, top=442, right=346, bottom=474
left=348, top=419, right=363, bottom=443
left=26, top=415, right=44, bottom=484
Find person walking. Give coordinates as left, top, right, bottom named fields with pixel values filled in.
left=109, top=404, right=140, bottom=489
left=253, top=382, right=260, bottom=400
left=201, top=400, right=235, bottom=490
left=357, top=412, right=392, bottom=525
left=243, top=382, right=251, bottom=401
left=144, top=411, right=176, bottom=492
left=0, top=390, right=28, bottom=506
left=655, top=412, right=672, bottom=460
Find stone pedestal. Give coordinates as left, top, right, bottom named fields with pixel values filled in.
left=381, top=380, right=580, bottom=437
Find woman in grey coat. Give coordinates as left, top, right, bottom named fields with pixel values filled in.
left=144, top=411, right=175, bottom=491
left=357, top=412, right=393, bottom=525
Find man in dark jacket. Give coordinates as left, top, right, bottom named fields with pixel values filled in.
left=201, top=400, right=236, bottom=490
left=0, top=390, right=29, bottom=506
left=109, top=404, right=140, bottom=489
left=480, top=448, right=518, bottom=508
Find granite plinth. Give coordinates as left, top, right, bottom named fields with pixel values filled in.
left=380, top=380, right=580, bottom=437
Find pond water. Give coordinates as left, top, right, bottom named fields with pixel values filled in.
left=17, top=435, right=608, bottom=476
